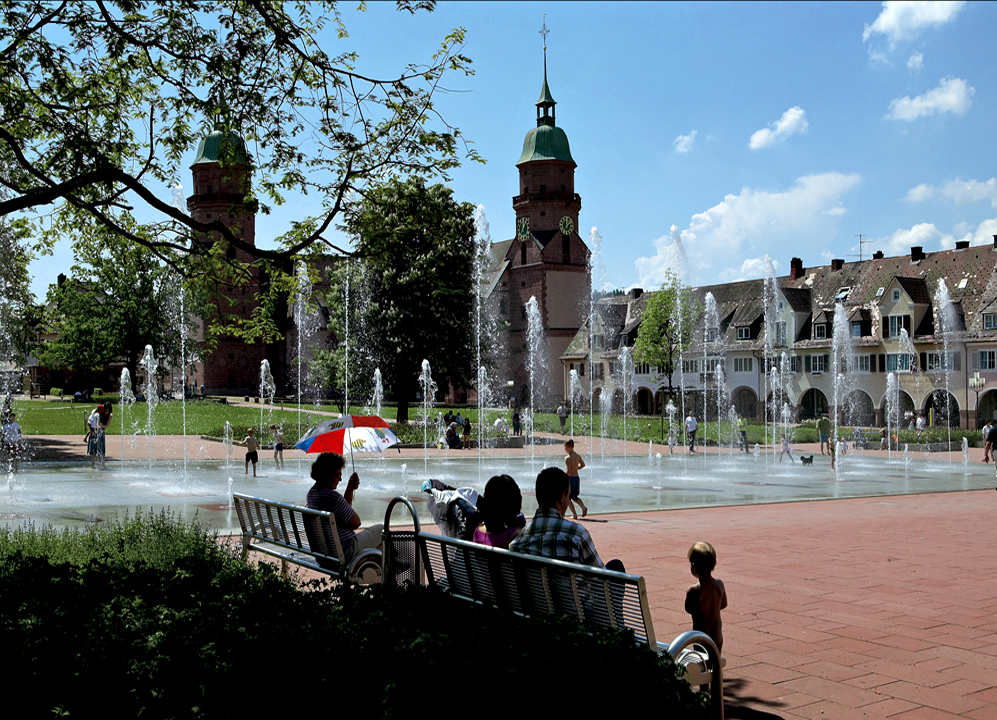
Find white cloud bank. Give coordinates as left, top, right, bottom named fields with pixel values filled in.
left=907, top=51, right=923, bottom=71
left=635, top=172, right=861, bottom=288
left=863, top=1, right=965, bottom=45
left=673, top=131, right=697, bottom=154
left=886, top=76, right=973, bottom=120
left=749, top=107, right=808, bottom=150
left=871, top=217, right=997, bottom=256
left=906, top=177, right=997, bottom=207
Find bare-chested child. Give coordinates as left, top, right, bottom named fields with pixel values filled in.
left=244, top=427, right=259, bottom=477
left=564, top=438, right=588, bottom=519
left=685, top=541, right=728, bottom=654
left=271, top=424, right=284, bottom=469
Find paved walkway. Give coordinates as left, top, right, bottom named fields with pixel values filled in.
left=587, top=490, right=997, bottom=719
left=17, top=429, right=997, bottom=716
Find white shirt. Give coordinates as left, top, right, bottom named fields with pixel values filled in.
left=88, top=411, right=100, bottom=432
left=685, top=415, right=697, bottom=432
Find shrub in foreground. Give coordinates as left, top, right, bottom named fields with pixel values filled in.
left=0, top=512, right=708, bottom=719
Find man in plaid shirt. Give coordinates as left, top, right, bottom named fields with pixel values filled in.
left=510, top=467, right=623, bottom=571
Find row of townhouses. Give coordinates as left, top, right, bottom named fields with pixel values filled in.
left=561, top=242, right=997, bottom=429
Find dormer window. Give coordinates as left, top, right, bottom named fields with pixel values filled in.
left=984, top=313, right=997, bottom=331
left=850, top=322, right=862, bottom=338
left=737, top=327, right=750, bottom=341
left=814, top=324, right=827, bottom=339
left=835, top=287, right=850, bottom=301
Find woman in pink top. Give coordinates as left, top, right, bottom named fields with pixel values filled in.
left=472, top=474, right=525, bottom=549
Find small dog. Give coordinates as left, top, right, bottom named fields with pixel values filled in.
left=800, top=455, right=814, bottom=466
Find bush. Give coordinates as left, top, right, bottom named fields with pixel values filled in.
left=0, top=512, right=708, bottom=719
left=49, top=387, right=63, bottom=397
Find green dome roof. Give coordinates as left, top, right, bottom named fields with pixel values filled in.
left=517, top=124, right=575, bottom=165
left=191, top=129, right=250, bottom=166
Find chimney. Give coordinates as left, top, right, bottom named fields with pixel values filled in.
left=873, top=250, right=884, bottom=260
left=831, top=258, right=844, bottom=271
left=955, top=240, right=970, bottom=250
left=993, top=234, right=997, bottom=248
left=631, top=287, right=643, bottom=299
left=789, top=257, right=804, bottom=280
left=57, top=273, right=66, bottom=288
left=911, top=246, right=924, bottom=262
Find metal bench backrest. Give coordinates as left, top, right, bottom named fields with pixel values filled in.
left=382, top=498, right=656, bottom=648
left=233, top=493, right=347, bottom=574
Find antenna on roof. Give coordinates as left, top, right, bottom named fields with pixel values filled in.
left=848, top=233, right=873, bottom=262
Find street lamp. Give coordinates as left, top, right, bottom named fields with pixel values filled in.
left=969, top=372, right=986, bottom=428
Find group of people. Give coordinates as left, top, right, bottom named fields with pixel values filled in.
left=442, top=410, right=472, bottom=450
left=304, top=436, right=728, bottom=654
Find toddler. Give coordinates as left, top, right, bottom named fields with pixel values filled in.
left=685, top=541, right=728, bottom=654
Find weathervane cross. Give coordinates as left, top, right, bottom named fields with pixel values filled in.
left=539, top=15, right=549, bottom=50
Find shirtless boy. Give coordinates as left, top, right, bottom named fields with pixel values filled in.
left=244, top=427, right=259, bottom=476
left=564, top=439, right=588, bottom=519
left=685, top=541, right=728, bottom=654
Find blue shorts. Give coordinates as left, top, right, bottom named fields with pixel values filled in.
left=820, top=433, right=830, bottom=442
left=569, top=475, right=581, bottom=499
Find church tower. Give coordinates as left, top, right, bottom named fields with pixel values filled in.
left=186, top=128, right=267, bottom=393
left=492, top=42, right=590, bottom=407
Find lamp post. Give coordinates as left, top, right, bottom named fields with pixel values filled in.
left=969, top=372, right=986, bottom=428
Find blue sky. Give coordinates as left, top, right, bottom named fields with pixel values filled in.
left=28, top=1, right=997, bottom=297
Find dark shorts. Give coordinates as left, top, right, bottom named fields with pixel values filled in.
left=820, top=433, right=830, bottom=442
left=246, top=450, right=258, bottom=463
left=569, top=475, right=580, bottom=499
left=274, top=443, right=283, bottom=452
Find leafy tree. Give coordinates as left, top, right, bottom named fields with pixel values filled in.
left=0, top=0, right=479, bottom=344
left=633, top=271, right=701, bottom=407
left=37, top=225, right=185, bottom=393
left=0, top=186, right=37, bottom=381
left=319, top=176, right=475, bottom=423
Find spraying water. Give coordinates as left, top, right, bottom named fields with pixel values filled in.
left=569, top=368, right=582, bottom=438
left=259, top=359, right=276, bottom=440
left=616, top=346, right=634, bottom=464
left=119, top=369, right=135, bottom=464
left=525, top=296, right=545, bottom=466
left=588, top=227, right=605, bottom=460
left=419, top=359, right=437, bottom=471
left=141, top=346, right=158, bottom=469
left=474, top=206, right=492, bottom=473
left=933, top=278, right=957, bottom=463
left=370, top=368, right=384, bottom=418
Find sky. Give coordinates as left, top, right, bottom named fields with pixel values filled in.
left=27, top=1, right=997, bottom=298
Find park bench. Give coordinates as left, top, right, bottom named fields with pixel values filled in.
left=381, top=496, right=725, bottom=719
left=233, top=493, right=382, bottom=584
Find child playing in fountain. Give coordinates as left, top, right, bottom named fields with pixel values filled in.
left=685, top=541, right=728, bottom=655
left=271, top=424, right=284, bottom=469
left=244, top=427, right=259, bottom=477
left=778, top=434, right=792, bottom=463
left=564, top=438, right=588, bottom=519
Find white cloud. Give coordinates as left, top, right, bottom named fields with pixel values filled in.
left=873, top=222, right=953, bottom=256
left=749, top=107, right=808, bottom=150
left=905, top=177, right=997, bottom=207
left=907, top=51, right=924, bottom=71
left=886, top=76, right=973, bottom=120
left=635, top=172, right=861, bottom=288
left=673, top=131, right=697, bottom=154
left=863, top=1, right=965, bottom=45
left=719, top=257, right=779, bottom=283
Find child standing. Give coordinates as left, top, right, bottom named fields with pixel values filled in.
left=564, top=438, right=588, bottom=519
left=244, top=427, right=259, bottom=476
left=778, top=434, right=792, bottom=463
left=271, top=424, right=284, bottom=469
left=685, top=541, right=728, bottom=654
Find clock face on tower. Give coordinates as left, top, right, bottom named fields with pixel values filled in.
left=559, top=216, right=574, bottom=236
left=517, top=216, right=530, bottom=240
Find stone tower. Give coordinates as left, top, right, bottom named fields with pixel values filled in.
left=186, top=128, right=267, bottom=393
left=491, top=63, right=590, bottom=408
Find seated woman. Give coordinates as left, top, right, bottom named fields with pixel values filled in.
left=472, top=474, right=525, bottom=549
left=305, top=452, right=382, bottom=561
left=445, top=422, right=462, bottom=450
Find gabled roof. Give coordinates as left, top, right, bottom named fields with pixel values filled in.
left=781, top=287, right=812, bottom=312
left=896, top=277, right=932, bottom=304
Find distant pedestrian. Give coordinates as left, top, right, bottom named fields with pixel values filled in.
left=512, top=410, right=522, bottom=436
left=817, top=415, right=831, bottom=455
left=2, top=411, right=22, bottom=472
left=564, top=438, right=588, bottom=519
left=685, top=412, right=698, bottom=453
left=737, top=414, right=748, bottom=452
left=86, top=405, right=104, bottom=469
left=462, top=417, right=471, bottom=449
left=557, top=403, right=568, bottom=433
left=271, top=424, right=284, bottom=469
left=200, top=383, right=206, bottom=399
left=983, top=422, right=997, bottom=485
left=244, top=427, right=259, bottom=476
left=879, top=427, right=888, bottom=451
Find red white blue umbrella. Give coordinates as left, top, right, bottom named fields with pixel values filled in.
left=295, top=415, right=400, bottom=469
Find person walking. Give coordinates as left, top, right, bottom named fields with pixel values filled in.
left=685, top=412, right=698, bottom=454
